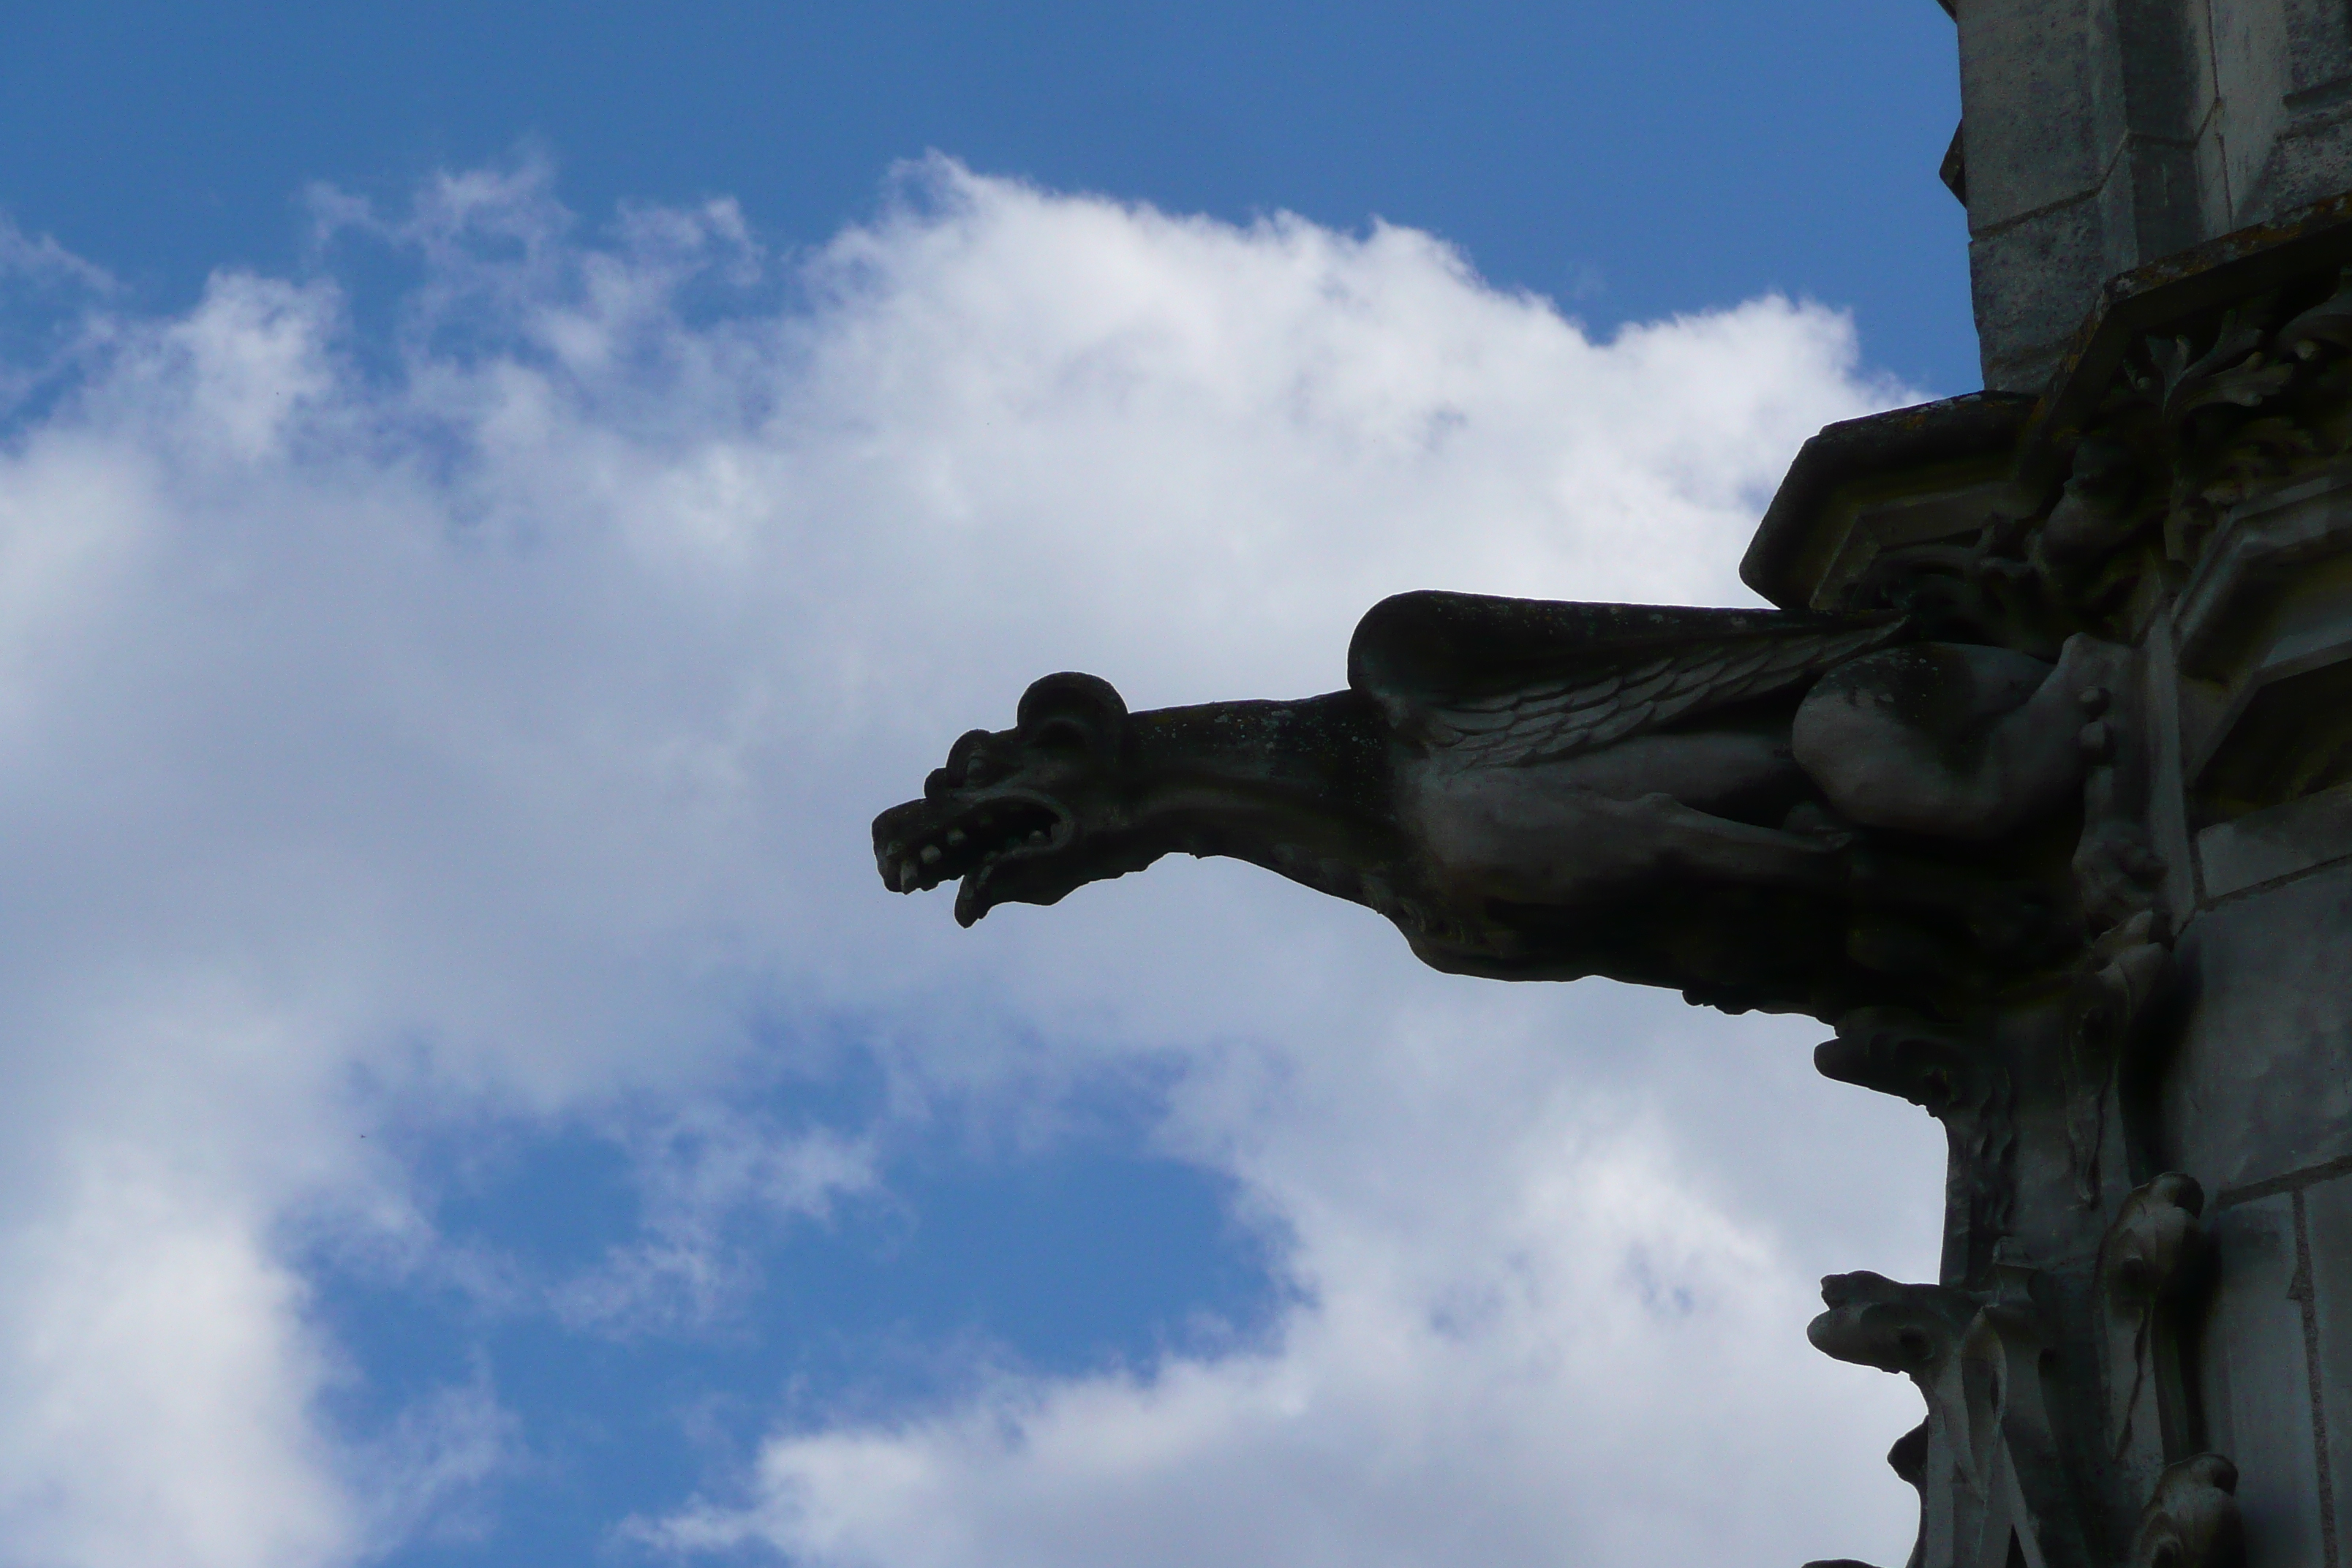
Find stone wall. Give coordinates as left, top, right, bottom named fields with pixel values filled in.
left=1954, top=0, right=2352, bottom=391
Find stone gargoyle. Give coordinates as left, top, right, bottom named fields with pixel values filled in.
left=873, top=592, right=2121, bottom=1014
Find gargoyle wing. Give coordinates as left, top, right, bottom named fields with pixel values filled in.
left=1347, top=590, right=1907, bottom=764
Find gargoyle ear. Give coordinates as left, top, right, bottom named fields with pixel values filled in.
left=1016, top=672, right=1127, bottom=753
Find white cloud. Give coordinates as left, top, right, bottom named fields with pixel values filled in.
left=551, top=1112, right=878, bottom=1337
left=655, top=1006, right=1925, bottom=1568
left=0, top=1143, right=347, bottom=1568
left=0, top=157, right=1943, bottom=1568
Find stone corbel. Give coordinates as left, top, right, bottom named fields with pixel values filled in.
left=2071, top=641, right=2169, bottom=938
left=2127, top=1454, right=2244, bottom=1568
left=2065, top=638, right=2175, bottom=1205
left=1956, top=1262, right=2094, bottom=1568
left=1807, top=1265, right=2090, bottom=1568
left=1817, top=1010, right=2015, bottom=1285
left=2059, top=911, right=2172, bottom=1207
left=2103, top=1172, right=2211, bottom=1307
left=1809, top=1270, right=1983, bottom=1381
left=2100, top=1175, right=2212, bottom=1480
left=1810, top=1272, right=1986, bottom=1568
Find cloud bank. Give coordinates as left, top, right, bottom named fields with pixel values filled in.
left=0, top=159, right=1944, bottom=1567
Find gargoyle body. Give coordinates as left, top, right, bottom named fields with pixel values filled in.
left=875, top=592, right=2117, bottom=1014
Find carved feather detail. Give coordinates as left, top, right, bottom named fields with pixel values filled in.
left=1347, top=590, right=1907, bottom=764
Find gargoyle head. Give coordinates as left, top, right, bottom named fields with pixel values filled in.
left=872, top=672, right=1147, bottom=927
left=1807, top=1270, right=1980, bottom=1376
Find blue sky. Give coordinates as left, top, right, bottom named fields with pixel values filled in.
left=0, top=7, right=1965, bottom=1567
left=7, top=1, right=1972, bottom=385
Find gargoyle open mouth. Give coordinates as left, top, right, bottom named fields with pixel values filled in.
left=875, top=791, right=1074, bottom=925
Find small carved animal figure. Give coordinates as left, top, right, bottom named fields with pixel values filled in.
left=874, top=591, right=2118, bottom=1011
left=2131, top=1454, right=2244, bottom=1568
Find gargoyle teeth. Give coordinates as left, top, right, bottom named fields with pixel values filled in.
left=885, top=798, right=1065, bottom=897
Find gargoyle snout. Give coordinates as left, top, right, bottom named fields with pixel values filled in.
left=874, top=671, right=1128, bottom=923
left=875, top=794, right=1068, bottom=897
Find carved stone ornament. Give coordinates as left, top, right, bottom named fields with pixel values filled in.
left=2103, top=1174, right=2210, bottom=1310
left=1809, top=1270, right=1983, bottom=1378
left=875, top=596, right=2118, bottom=1016
left=1805, top=1264, right=2097, bottom=1568
left=2100, top=1175, right=2212, bottom=1482
left=875, top=186, right=2352, bottom=1568
left=2129, top=1455, right=2245, bottom=1568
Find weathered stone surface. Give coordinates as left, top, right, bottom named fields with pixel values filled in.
left=1741, top=393, right=2034, bottom=614
left=2161, top=863, right=2352, bottom=1191
left=2127, top=1453, right=2247, bottom=1568
left=875, top=17, right=2352, bottom=1565
left=1953, top=0, right=2352, bottom=391
left=2098, top=1175, right=2210, bottom=1501
left=2198, top=1195, right=2325, bottom=1568
left=2303, top=1173, right=2352, bottom=1553
left=874, top=595, right=2125, bottom=1013
left=1972, top=198, right=2114, bottom=393
left=2195, top=783, right=2352, bottom=897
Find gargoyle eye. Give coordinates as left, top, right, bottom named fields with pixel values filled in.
left=926, top=730, right=999, bottom=799
left=943, top=728, right=993, bottom=780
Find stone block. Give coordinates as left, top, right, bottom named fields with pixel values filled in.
left=1955, top=0, right=2352, bottom=388
left=2197, top=783, right=2352, bottom=899
left=2163, top=862, right=2352, bottom=1191
left=2249, top=99, right=2352, bottom=219
left=2300, top=1175, right=2352, bottom=1551
left=2199, top=1194, right=2325, bottom=1568
left=2174, top=466, right=2352, bottom=822
left=2283, top=0, right=2352, bottom=95
left=1972, top=198, right=2108, bottom=391
left=2211, top=0, right=2295, bottom=208
left=1959, top=0, right=2102, bottom=225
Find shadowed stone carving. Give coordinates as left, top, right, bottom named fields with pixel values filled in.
left=2105, top=1174, right=2211, bottom=1308
left=871, top=74, right=2352, bottom=1568
left=1809, top=1270, right=1983, bottom=1377
left=1809, top=1265, right=2095, bottom=1568
left=2129, top=1455, right=2244, bottom=1568
left=875, top=595, right=2118, bottom=1012
left=2103, top=1175, right=2212, bottom=1475
left=1815, top=1011, right=2016, bottom=1286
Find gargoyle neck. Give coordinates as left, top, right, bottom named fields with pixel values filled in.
left=1123, top=690, right=1400, bottom=897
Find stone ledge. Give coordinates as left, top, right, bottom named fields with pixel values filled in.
left=2199, top=783, right=2352, bottom=902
